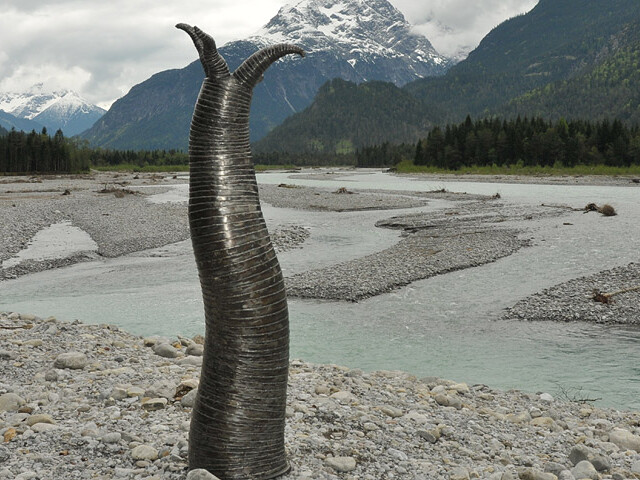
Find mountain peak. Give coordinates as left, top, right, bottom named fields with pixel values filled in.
left=252, top=0, right=445, bottom=67
left=0, top=85, right=105, bottom=136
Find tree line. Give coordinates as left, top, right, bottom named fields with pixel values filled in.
left=0, top=128, right=189, bottom=174
left=0, top=128, right=91, bottom=174
left=414, top=116, right=640, bottom=170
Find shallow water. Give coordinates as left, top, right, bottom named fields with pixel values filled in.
left=2, top=171, right=639, bottom=410
left=1, top=221, right=97, bottom=268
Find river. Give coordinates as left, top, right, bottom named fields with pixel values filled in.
left=2, top=170, right=639, bottom=410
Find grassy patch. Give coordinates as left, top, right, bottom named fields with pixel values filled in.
left=92, top=164, right=189, bottom=173
left=394, top=160, right=640, bottom=177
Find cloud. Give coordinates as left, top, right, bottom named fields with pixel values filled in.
left=0, top=0, right=539, bottom=109
left=394, top=0, right=538, bottom=58
left=0, top=0, right=283, bottom=108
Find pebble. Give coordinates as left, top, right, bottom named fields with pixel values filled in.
left=570, top=460, right=598, bottom=480
left=186, top=469, right=221, bottom=480
left=609, top=428, right=640, bottom=452
left=53, top=352, right=87, bottom=370
left=131, top=444, right=159, bottom=461
left=152, top=343, right=179, bottom=359
left=325, top=456, right=357, bottom=473
left=0, top=393, right=25, bottom=412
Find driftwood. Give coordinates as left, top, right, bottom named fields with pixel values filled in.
left=593, top=285, right=640, bottom=304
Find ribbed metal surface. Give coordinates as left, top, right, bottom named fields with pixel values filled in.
left=177, top=24, right=304, bottom=479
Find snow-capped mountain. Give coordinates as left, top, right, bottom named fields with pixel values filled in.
left=83, top=0, right=451, bottom=150
left=250, top=0, right=448, bottom=82
left=0, top=84, right=106, bottom=136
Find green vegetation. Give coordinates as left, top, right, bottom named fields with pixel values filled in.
left=414, top=116, right=640, bottom=170
left=405, top=0, right=640, bottom=125
left=395, top=160, right=640, bottom=177
left=1, top=128, right=91, bottom=174
left=253, top=79, right=434, bottom=156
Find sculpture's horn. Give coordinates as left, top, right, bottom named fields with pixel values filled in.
left=176, top=23, right=230, bottom=79
left=234, top=44, right=305, bottom=88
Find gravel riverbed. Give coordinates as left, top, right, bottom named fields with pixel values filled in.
left=1, top=312, right=640, bottom=480
left=503, top=263, right=640, bottom=325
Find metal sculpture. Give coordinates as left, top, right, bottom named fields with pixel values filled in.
left=176, top=23, right=304, bottom=479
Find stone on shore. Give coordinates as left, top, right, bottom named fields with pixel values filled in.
left=0, top=393, right=25, bottom=412
left=53, top=352, right=87, bottom=369
left=570, top=460, right=599, bottom=480
left=608, top=428, right=640, bottom=452
left=152, top=343, right=179, bottom=358
left=186, top=469, right=221, bottom=480
left=131, top=444, right=158, bottom=461
left=326, top=456, right=357, bottom=473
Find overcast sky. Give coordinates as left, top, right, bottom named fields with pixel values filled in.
left=0, top=0, right=537, bottom=110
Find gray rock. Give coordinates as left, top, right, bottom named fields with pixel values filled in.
left=186, top=469, right=221, bottom=480
left=557, top=471, right=575, bottom=480
left=567, top=445, right=609, bottom=471
left=608, top=428, right=640, bottom=452
left=186, top=343, right=204, bottom=356
left=0, top=350, right=13, bottom=360
left=152, top=343, right=179, bottom=358
left=631, top=461, right=640, bottom=474
left=31, top=423, right=58, bottom=432
left=101, top=432, right=122, bottom=444
left=544, top=462, right=567, bottom=476
left=44, top=369, right=59, bottom=381
left=25, top=414, right=54, bottom=426
left=130, top=444, right=158, bottom=461
left=326, top=456, right=357, bottom=473
left=141, top=397, right=167, bottom=411
left=518, top=467, right=558, bottom=480
left=181, top=389, right=198, bottom=408
left=0, top=446, right=10, bottom=463
left=570, top=461, right=598, bottom=480
left=379, top=406, right=403, bottom=418
left=0, top=392, right=25, bottom=412
left=53, top=351, right=87, bottom=369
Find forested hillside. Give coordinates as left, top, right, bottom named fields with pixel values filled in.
left=404, top=0, right=640, bottom=123
left=502, top=18, right=640, bottom=123
left=253, top=79, right=435, bottom=155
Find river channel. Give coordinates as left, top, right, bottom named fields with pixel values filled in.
left=2, top=171, right=639, bottom=410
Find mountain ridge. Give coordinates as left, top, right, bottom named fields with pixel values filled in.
left=0, top=84, right=106, bottom=136
left=81, top=0, right=450, bottom=150
left=256, top=0, right=640, bottom=156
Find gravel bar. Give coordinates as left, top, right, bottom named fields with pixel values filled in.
left=1, top=312, right=639, bottom=480
left=503, top=263, right=640, bottom=325
left=285, top=199, right=568, bottom=302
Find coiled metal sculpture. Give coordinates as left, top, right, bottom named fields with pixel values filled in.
left=176, top=23, right=304, bottom=479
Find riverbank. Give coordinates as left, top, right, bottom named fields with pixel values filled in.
left=1, top=312, right=639, bottom=480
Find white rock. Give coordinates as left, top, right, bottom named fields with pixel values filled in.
left=609, top=428, right=640, bottom=452
left=186, top=469, right=221, bottom=480
left=31, top=423, right=59, bottom=433
left=326, top=456, right=357, bottom=473
left=53, top=352, right=87, bottom=369
left=0, top=393, right=25, bottom=412
left=570, top=461, right=598, bottom=480
left=181, top=389, right=198, bottom=408
left=131, top=444, right=158, bottom=461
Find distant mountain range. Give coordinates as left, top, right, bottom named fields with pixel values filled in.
left=0, top=84, right=105, bottom=136
left=256, top=0, right=640, bottom=155
left=81, top=0, right=451, bottom=150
